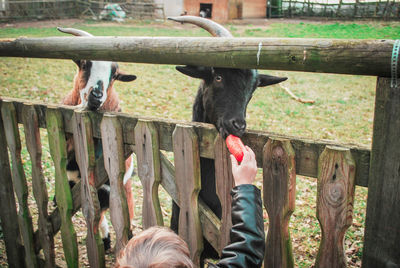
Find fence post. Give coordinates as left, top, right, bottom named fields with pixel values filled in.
left=362, top=77, right=400, bottom=267
left=214, top=135, right=235, bottom=254
left=173, top=124, right=203, bottom=266
left=263, top=138, right=296, bottom=268
left=1, top=100, right=38, bottom=268
left=72, top=110, right=105, bottom=268
left=354, top=0, right=359, bottom=16
left=0, top=100, right=26, bottom=268
left=22, top=103, right=55, bottom=268
left=46, top=107, right=79, bottom=268
left=134, top=119, right=163, bottom=228
left=101, top=114, right=132, bottom=254
left=315, top=146, right=356, bottom=268
left=336, top=0, right=343, bottom=17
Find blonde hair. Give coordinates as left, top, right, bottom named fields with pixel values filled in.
left=115, top=226, right=194, bottom=268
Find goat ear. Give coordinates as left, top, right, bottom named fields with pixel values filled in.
left=176, top=65, right=211, bottom=79
left=258, top=74, right=287, bottom=87
left=115, top=73, right=137, bottom=82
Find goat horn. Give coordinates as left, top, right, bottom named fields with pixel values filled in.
left=57, top=27, right=93, bottom=37
left=168, top=16, right=233, bottom=38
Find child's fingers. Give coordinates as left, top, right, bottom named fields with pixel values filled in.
left=230, top=154, right=238, bottom=168
left=244, top=146, right=255, bottom=161
left=242, top=147, right=251, bottom=162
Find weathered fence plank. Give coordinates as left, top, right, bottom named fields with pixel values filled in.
left=0, top=101, right=26, bottom=268
left=1, top=101, right=38, bottom=268
left=134, top=119, right=163, bottom=228
left=0, top=37, right=396, bottom=77
left=362, top=78, right=400, bottom=267
left=101, top=114, right=131, bottom=254
left=173, top=124, right=203, bottom=265
left=22, top=103, right=55, bottom=268
left=46, top=107, right=78, bottom=268
left=316, top=146, right=356, bottom=268
left=263, top=139, right=296, bottom=268
left=72, top=110, right=105, bottom=268
left=214, top=135, right=235, bottom=254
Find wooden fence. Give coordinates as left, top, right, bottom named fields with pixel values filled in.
left=0, top=37, right=399, bottom=268
left=77, top=0, right=165, bottom=20
left=0, top=0, right=164, bottom=21
left=268, top=0, right=400, bottom=19
left=0, top=0, right=78, bottom=21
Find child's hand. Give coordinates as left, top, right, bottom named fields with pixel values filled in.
left=230, top=146, right=257, bottom=186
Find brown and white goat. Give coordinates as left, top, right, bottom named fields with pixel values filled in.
left=58, top=27, right=137, bottom=250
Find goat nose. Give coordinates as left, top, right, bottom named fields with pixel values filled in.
left=91, top=89, right=103, bottom=98
left=91, top=84, right=103, bottom=98
left=230, top=118, right=246, bottom=132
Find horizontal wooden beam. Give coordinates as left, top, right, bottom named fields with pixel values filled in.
left=5, top=97, right=370, bottom=186
left=0, top=37, right=395, bottom=77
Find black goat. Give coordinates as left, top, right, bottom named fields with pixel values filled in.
left=168, top=16, right=287, bottom=263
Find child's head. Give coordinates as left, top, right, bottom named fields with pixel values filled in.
left=115, top=226, right=194, bottom=268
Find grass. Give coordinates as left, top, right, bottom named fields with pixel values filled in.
left=238, top=21, right=400, bottom=39
left=1, top=19, right=400, bottom=39
left=1, top=18, right=399, bottom=267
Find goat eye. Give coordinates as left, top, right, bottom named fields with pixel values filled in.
left=215, top=75, right=222, bottom=82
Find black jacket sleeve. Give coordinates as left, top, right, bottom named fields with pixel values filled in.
left=209, top=184, right=265, bottom=268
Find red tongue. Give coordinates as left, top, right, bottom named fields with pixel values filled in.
left=225, top=135, right=245, bottom=162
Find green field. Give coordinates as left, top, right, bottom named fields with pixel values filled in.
left=1, top=19, right=400, bottom=39
left=0, top=18, right=399, bottom=267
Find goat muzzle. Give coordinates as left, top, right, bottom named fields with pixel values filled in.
left=218, top=116, right=247, bottom=139
left=87, top=82, right=104, bottom=110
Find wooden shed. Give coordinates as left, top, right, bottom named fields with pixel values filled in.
left=162, top=0, right=267, bottom=22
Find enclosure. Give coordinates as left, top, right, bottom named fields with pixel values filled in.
left=0, top=32, right=399, bottom=268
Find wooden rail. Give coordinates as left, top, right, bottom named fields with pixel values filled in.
left=4, top=97, right=371, bottom=187
left=0, top=37, right=396, bottom=77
